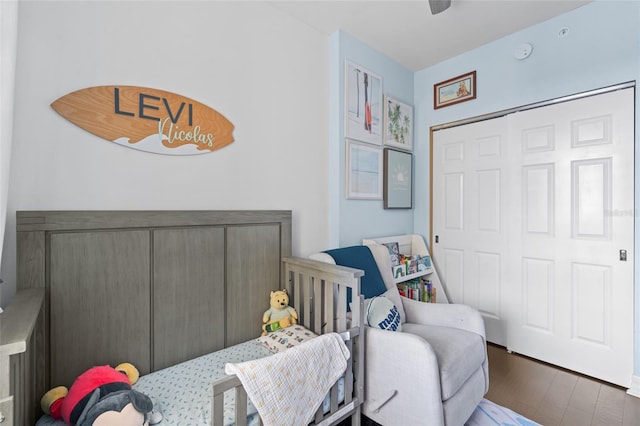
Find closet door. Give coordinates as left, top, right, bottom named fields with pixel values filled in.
left=506, top=88, right=634, bottom=387
left=432, top=88, right=634, bottom=386
left=49, top=230, right=151, bottom=387
left=432, top=117, right=510, bottom=346
left=153, top=227, right=225, bottom=371
left=226, top=224, right=281, bottom=346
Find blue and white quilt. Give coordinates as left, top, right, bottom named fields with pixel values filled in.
left=36, top=338, right=344, bottom=426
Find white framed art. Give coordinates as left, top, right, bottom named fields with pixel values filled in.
left=346, top=139, right=383, bottom=200
left=344, top=61, right=383, bottom=145
left=383, top=95, right=413, bottom=151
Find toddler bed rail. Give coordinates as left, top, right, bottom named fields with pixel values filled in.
left=213, top=256, right=365, bottom=426
left=0, top=288, right=46, bottom=426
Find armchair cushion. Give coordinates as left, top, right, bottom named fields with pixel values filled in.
left=402, top=323, right=485, bottom=401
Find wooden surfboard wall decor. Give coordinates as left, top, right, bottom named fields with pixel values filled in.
left=51, top=86, right=235, bottom=155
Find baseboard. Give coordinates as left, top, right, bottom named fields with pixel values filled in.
left=627, top=375, right=640, bottom=398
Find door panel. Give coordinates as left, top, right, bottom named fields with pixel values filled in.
left=433, top=117, right=510, bottom=345
left=508, top=89, right=634, bottom=386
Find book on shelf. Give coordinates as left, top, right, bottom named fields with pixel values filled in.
left=396, top=279, right=436, bottom=303
left=390, top=254, right=432, bottom=279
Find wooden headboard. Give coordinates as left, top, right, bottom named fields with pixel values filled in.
left=16, top=210, right=292, bottom=396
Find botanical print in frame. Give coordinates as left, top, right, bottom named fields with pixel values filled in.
left=384, top=148, right=412, bottom=209
left=345, top=61, right=383, bottom=145
left=346, top=139, right=383, bottom=200
left=434, top=71, right=476, bottom=109
left=383, top=95, right=413, bottom=151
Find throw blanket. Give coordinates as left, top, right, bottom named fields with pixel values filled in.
left=225, top=333, right=350, bottom=426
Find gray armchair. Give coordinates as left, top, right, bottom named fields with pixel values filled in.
left=312, top=243, right=488, bottom=425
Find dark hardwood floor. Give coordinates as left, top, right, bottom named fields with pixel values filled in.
left=486, top=344, right=640, bottom=426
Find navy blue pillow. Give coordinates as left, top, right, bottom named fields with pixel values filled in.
left=323, top=246, right=388, bottom=303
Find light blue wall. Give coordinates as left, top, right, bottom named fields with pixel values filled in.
left=329, top=31, right=414, bottom=248
left=334, top=1, right=640, bottom=376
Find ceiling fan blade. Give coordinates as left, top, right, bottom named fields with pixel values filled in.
left=429, top=0, right=451, bottom=15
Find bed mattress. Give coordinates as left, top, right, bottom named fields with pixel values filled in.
left=36, top=339, right=272, bottom=426
left=35, top=337, right=345, bottom=426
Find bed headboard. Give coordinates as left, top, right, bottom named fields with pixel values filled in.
left=16, top=210, right=292, bottom=393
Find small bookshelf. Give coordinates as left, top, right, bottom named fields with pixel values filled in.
left=363, top=234, right=449, bottom=304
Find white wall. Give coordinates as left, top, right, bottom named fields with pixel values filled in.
left=0, top=1, right=330, bottom=306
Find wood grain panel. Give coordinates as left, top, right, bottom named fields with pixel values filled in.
left=17, top=210, right=291, bottom=232
left=16, top=231, right=45, bottom=290
left=49, top=231, right=151, bottom=386
left=153, top=226, right=225, bottom=370
left=226, top=224, right=281, bottom=346
left=51, top=86, right=234, bottom=152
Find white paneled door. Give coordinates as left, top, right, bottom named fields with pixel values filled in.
left=432, top=88, right=634, bottom=387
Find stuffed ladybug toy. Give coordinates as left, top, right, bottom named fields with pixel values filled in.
left=41, top=363, right=162, bottom=426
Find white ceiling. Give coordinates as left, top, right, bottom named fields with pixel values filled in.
left=268, top=0, right=592, bottom=71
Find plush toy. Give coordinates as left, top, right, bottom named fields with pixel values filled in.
left=262, top=289, right=298, bottom=336
left=41, top=363, right=163, bottom=426
left=262, top=316, right=294, bottom=334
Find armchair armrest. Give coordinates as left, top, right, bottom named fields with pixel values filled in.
left=363, top=327, right=446, bottom=425
left=402, top=297, right=486, bottom=339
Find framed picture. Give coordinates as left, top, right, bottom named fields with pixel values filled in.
left=346, top=139, right=383, bottom=200
left=345, top=60, right=383, bottom=145
left=384, top=148, right=412, bottom=209
left=383, top=95, right=413, bottom=151
left=434, top=71, right=476, bottom=110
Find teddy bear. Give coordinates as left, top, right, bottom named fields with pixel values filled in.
left=262, top=289, right=298, bottom=336
left=40, top=363, right=162, bottom=426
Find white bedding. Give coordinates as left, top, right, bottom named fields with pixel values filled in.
left=36, top=338, right=344, bottom=426
left=225, top=333, right=349, bottom=426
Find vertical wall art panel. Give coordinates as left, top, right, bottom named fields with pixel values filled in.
left=344, top=61, right=383, bottom=145
left=383, top=148, right=413, bottom=209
